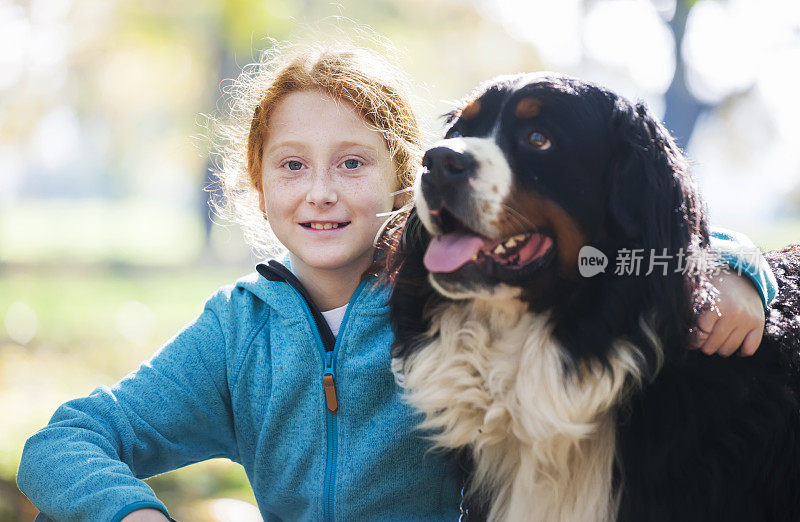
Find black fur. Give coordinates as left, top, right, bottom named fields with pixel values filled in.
left=388, top=73, right=800, bottom=521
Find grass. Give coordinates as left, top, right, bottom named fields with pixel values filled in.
left=740, top=218, right=800, bottom=252
left=0, top=200, right=204, bottom=266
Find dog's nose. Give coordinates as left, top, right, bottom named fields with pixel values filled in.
left=422, top=147, right=476, bottom=187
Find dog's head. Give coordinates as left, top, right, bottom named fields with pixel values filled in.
left=391, top=73, right=711, bottom=366
left=417, top=72, right=706, bottom=297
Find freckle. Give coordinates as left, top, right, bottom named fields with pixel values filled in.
left=492, top=185, right=498, bottom=193
left=482, top=202, right=490, bottom=212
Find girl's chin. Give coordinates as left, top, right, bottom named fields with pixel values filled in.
left=290, top=251, right=376, bottom=274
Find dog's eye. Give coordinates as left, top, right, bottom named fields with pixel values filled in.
left=528, top=131, right=551, bottom=150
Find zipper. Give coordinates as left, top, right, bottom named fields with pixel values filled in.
left=322, top=279, right=366, bottom=522
left=323, top=354, right=338, bottom=522
left=255, top=260, right=369, bottom=522
left=323, top=350, right=338, bottom=413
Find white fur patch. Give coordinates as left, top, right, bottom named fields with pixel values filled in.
left=427, top=275, right=521, bottom=302
left=419, top=137, right=513, bottom=239
left=394, top=298, right=654, bottom=522
left=414, top=167, right=438, bottom=234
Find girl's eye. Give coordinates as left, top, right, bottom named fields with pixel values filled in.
left=528, top=131, right=551, bottom=150
left=342, top=159, right=361, bottom=169
left=450, top=130, right=463, bottom=138
left=285, top=160, right=304, bottom=171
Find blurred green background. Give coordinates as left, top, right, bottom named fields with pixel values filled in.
left=1, top=0, right=798, bottom=520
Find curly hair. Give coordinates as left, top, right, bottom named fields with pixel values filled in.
left=208, top=37, right=422, bottom=264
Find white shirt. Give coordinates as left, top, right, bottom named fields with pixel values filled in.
left=321, top=303, right=349, bottom=338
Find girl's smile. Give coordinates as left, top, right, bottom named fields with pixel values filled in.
left=300, top=221, right=351, bottom=230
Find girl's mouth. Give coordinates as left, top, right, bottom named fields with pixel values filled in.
left=300, top=222, right=351, bottom=230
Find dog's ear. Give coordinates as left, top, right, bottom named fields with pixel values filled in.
left=607, top=100, right=706, bottom=256
left=606, top=99, right=711, bottom=352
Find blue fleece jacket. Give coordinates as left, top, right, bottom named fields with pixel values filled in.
left=16, top=230, right=777, bottom=522
left=16, top=260, right=461, bottom=522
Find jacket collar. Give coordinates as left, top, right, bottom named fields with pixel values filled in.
left=234, top=257, right=391, bottom=320
left=255, top=259, right=337, bottom=351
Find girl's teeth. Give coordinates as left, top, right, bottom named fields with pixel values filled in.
left=309, top=223, right=341, bottom=230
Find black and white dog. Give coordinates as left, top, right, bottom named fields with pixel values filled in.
left=388, top=73, right=800, bottom=521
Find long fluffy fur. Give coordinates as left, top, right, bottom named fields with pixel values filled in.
left=394, top=297, right=660, bottom=521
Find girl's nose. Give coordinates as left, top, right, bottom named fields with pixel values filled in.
left=305, top=171, right=338, bottom=206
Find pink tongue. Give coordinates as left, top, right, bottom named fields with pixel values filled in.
left=424, top=233, right=490, bottom=273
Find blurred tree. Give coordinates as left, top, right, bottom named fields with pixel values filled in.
left=663, top=0, right=710, bottom=149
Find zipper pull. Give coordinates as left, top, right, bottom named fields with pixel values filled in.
left=323, top=351, right=338, bottom=414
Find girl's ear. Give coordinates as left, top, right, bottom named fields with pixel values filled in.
left=257, top=184, right=267, bottom=215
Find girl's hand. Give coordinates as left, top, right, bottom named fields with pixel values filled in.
left=120, top=509, right=169, bottom=522
left=690, top=270, right=766, bottom=357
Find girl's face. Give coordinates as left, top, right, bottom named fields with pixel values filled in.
left=258, top=89, right=398, bottom=281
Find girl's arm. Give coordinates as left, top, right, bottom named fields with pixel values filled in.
left=691, top=227, right=778, bottom=357
left=17, top=289, right=238, bottom=522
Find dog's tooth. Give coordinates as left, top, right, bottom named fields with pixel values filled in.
left=471, top=254, right=479, bottom=260
left=513, top=234, right=527, bottom=241
left=493, top=244, right=506, bottom=255
left=505, top=238, right=517, bottom=248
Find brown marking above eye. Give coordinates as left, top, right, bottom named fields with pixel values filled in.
left=515, top=97, right=542, bottom=119
left=461, top=99, right=481, bottom=120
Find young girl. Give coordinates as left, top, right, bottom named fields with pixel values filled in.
left=17, top=41, right=776, bottom=522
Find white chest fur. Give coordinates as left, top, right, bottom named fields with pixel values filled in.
left=392, top=298, right=649, bottom=522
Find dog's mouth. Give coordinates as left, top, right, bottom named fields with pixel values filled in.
left=423, top=208, right=555, bottom=274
